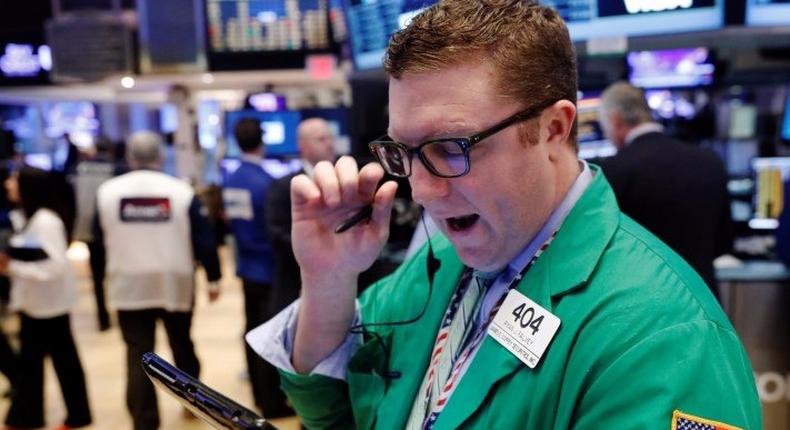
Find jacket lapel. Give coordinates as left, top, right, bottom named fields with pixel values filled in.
left=371, top=236, right=466, bottom=430
left=434, top=166, right=619, bottom=429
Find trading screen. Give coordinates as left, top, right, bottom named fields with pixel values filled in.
left=206, top=0, right=330, bottom=52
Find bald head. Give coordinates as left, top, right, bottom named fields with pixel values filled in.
left=126, top=130, right=164, bottom=169
left=297, top=118, right=335, bottom=166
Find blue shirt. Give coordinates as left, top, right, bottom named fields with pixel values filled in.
left=223, top=157, right=275, bottom=283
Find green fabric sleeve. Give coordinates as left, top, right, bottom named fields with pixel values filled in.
left=278, top=370, right=356, bottom=430
left=572, top=320, right=761, bottom=429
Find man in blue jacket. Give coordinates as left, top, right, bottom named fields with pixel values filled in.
left=223, top=118, right=291, bottom=417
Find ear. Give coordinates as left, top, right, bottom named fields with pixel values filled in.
left=542, top=100, right=576, bottom=160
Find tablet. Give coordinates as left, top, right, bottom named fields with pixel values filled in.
left=142, top=352, right=278, bottom=430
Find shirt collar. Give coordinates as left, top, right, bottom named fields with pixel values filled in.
left=240, top=153, right=263, bottom=165
left=624, top=122, right=664, bottom=147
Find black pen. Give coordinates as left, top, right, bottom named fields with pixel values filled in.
left=334, top=205, right=373, bottom=234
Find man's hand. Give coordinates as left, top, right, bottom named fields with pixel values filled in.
left=291, top=156, right=398, bottom=281
left=290, top=156, right=398, bottom=373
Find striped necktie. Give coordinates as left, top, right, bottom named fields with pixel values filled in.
left=406, top=270, right=493, bottom=429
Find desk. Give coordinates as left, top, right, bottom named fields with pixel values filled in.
left=717, top=261, right=790, bottom=429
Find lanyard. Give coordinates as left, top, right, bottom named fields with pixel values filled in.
left=420, top=229, right=559, bottom=429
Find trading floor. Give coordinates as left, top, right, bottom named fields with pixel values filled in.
left=0, top=244, right=300, bottom=430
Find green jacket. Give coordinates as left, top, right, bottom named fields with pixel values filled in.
left=280, top=167, right=761, bottom=429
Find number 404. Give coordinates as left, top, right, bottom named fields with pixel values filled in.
left=512, top=303, right=544, bottom=336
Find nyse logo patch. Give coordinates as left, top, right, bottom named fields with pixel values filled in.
left=120, top=198, right=171, bottom=222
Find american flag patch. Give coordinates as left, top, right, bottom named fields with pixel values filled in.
left=672, top=410, right=743, bottom=430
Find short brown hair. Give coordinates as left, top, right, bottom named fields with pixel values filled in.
left=384, top=0, right=578, bottom=150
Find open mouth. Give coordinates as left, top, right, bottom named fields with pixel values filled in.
left=447, top=214, right=480, bottom=232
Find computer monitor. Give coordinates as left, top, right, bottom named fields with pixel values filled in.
left=543, top=0, right=723, bottom=41
left=343, top=0, right=438, bottom=70
left=224, top=110, right=301, bottom=158
left=628, top=47, right=715, bottom=89
left=780, top=86, right=790, bottom=143
left=745, top=0, right=790, bottom=27
left=750, top=157, right=790, bottom=229
left=576, top=91, right=616, bottom=160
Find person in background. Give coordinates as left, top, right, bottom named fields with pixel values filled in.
left=246, top=1, right=760, bottom=428
left=265, top=117, right=336, bottom=317
left=597, top=81, right=733, bottom=298
left=72, top=137, right=117, bottom=331
left=94, top=130, right=221, bottom=430
left=221, top=118, right=290, bottom=417
left=1, top=166, right=91, bottom=430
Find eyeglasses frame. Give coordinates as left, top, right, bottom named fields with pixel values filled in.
left=368, top=99, right=560, bottom=178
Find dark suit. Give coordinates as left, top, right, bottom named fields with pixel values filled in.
left=265, top=171, right=303, bottom=316
left=598, top=131, right=733, bottom=296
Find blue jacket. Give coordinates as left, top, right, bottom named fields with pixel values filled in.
left=223, top=160, right=275, bottom=283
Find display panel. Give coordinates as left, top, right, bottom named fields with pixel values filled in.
left=343, top=0, right=437, bottom=70
left=751, top=157, right=790, bottom=229
left=781, top=86, right=790, bottom=142
left=745, top=0, right=790, bottom=27
left=628, top=48, right=715, bottom=89
left=575, top=91, right=617, bottom=159
left=225, top=110, right=301, bottom=158
left=541, top=0, right=723, bottom=41
left=205, top=0, right=333, bottom=70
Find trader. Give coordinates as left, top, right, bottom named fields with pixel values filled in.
left=249, top=1, right=761, bottom=428
left=95, top=130, right=221, bottom=430
left=597, top=81, right=733, bottom=297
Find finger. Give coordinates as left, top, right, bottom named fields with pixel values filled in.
left=313, top=161, right=342, bottom=208
left=290, top=174, right=322, bottom=207
left=335, top=156, right=360, bottom=205
left=358, top=162, right=386, bottom=202
left=371, top=180, right=398, bottom=228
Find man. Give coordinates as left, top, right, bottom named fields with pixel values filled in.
left=222, top=118, right=290, bottom=417
left=95, top=130, right=221, bottom=430
left=597, top=81, right=733, bottom=296
left=266, top=117, right=336, bottom=315
left=248, top=1, right=761, bottom=429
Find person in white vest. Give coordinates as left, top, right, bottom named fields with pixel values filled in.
left=94, top=130, right=222, bottom=430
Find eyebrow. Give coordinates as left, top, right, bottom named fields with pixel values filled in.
left=389, top=120, right=478, bottom=146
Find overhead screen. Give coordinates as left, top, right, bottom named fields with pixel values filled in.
left=627, top=47, right=715, bottom=89
left=342, top=0, right=724, bottom=70
left=746, top=0, right=790, bottom=27
left=541, top=0, right=723, bottom=41
left=204, top=0, right=336, bottom=70
left=343, top=0, right=437, bottom=70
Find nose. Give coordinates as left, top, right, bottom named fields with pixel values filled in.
left=409, top=158, right=449, bottom=205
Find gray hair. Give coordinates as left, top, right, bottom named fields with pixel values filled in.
left=126, top=130, right=164, bottom=169
left=600, top=81, right=653, bottom=126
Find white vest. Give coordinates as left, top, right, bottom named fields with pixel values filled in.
left=97, top=170, right=196, bottom=311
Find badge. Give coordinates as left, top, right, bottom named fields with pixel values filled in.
left=120, top=197, right=171, bottom=222
left=487, top=289, right=561, bottom=368
left=222, top=188, right=254, bottom=220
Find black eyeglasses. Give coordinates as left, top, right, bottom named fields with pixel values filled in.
left=368, top=99, right=557, bottom=178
